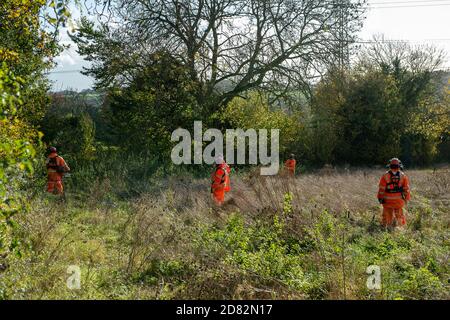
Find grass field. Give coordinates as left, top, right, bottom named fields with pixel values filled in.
left=1, top=168, right=449, bottom=299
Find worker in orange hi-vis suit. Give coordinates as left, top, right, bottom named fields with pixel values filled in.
left=46, top=147, right=70, bottom=195
left=377, top=158, right=411, bottom=228
left=284, top=154, right=296, bottom=176
left=211, top=155, right=231, bottom=205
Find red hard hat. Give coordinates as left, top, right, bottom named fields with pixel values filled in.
left=387, top=158, right=403, bottom=169
left=389, top=158, right=400, bottom=165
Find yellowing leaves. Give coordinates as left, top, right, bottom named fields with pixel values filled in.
left=0, top=48, right=19, bottom=63
left=221, top=91, right=303, bottom=153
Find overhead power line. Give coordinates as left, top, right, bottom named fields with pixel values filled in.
left=370, top=0, right=450, bottom=4
left=356, top=39, right=450, bottom=43
left=370, top=3, right=450, bottom=8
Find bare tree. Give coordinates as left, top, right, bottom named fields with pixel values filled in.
left=74, top=0, right=366, bottom=112
left=358, top=35, right=446, bottom=74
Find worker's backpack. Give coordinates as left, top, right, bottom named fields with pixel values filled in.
left=47, top=156, right=65, bottom=173
left=385, top=171, right=404, bottom=193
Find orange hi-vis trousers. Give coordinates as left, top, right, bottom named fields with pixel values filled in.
left=211, top=163, right=230, bottom=205
left=47, top=172, right=64, bottom=194
left=381, top=206, right=406, bottom=227
left=212, top=188, right=225, bottom=205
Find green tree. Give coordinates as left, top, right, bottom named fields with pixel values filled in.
left=105, top=51, right=200, bottom=156
left=0, top=64, right=38, bottom=258
left=308, top=69, right=348, bottom=165
left=0, top=0, right=71, bottom=262
left=0, top=0, right=71, bottom=125
left=41, top=92, right=98, bottom=162
left=360, top=40, right=449, bottom=165
left=309, top=42, right=449, bottom=166
left=221, top=91, right=303, bottom=157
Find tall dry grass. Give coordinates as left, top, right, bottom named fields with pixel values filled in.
left=142, top=167, right=449, bottom=225
left=118, top=167, right=449, bottom=298
left=2, top=166, right=449, bottom=299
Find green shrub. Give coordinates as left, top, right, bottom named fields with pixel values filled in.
left=134, top=259, right=193, bottom=286
left=0, top=64, right=38, bottom=260
left=198, top=210, right=315, bottom=294
left=396, top=267, right=446, bottom=300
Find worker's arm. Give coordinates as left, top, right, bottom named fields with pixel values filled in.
left=403, top=175, right=411, bottom=202
left=58, top=157, right=70, bottom=172
left=377, top=176, right=386, bottom=203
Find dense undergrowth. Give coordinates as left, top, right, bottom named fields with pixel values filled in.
left=0, top=168, right=448, bottom=300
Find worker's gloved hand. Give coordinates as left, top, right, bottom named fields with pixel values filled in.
left=378, top=198, right=385, bottom=204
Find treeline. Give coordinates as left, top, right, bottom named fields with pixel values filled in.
left=307, top=46, right=449, bottom=167
left=43, top=0, right=446, bottom=171
left=43, top=45, right=449, bottom=172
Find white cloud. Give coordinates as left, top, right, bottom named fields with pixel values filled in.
left=55, top=50, right=77, bottom=66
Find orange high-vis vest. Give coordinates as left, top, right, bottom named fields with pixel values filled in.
left=211, top=163, right=231, bottom=205
left=285, top=159, right=296, bottom=175
left=211, top=163, right=231, bottom=192
left=377, top=170, right=410, bottom=209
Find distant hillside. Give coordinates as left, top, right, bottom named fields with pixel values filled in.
left=50, top=89, right=105, bottom=108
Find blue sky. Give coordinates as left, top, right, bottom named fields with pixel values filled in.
left=48, top=0, right=450, bottom=91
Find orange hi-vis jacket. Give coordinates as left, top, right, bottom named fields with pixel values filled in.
left=211, top=162, right=231, bottom=192
left=377, top=170, right=410, bottom=209
left=285, top=159, right=296, bottom=175
left=46, top=152, right=70, bottom=194
left=46, top=152, right=70, bottom=181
